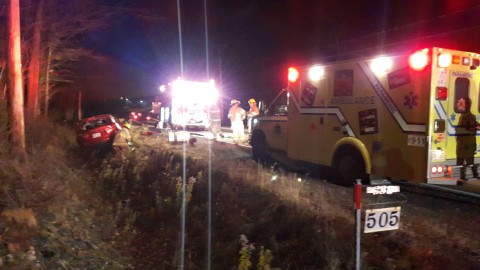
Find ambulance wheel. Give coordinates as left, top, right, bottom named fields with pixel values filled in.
left=251, top=132, right=269, bottom=162
left=334, top=151, right=368, bottom=186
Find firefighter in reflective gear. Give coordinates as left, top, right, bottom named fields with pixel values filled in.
left=247, top=98, right=259, bottom=134
left=228, top=99, right=246, bottom=143
left=113, top=123, right=133, bottom=157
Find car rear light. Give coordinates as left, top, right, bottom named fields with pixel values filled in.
left=105, top=127, right=114, bottom=134
left=146, top=116, right=151, bottom=120
left=438, top=53, right=452, bottom=67
left=409, top=49, right=429, bottom=71
left=436, top=86, right=447, bottom=100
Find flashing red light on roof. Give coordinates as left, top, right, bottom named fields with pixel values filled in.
left=409, top=50, right=429, bottom=71
left=438, top=53, right=452, bottom=68
left=288, top=67, right=299, bottom=83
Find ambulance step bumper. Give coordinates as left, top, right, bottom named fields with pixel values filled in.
left=427, top=177, right=458, bottom=185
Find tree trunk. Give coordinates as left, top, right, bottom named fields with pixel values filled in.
left=26, top=1, right=43, bottom=119
left=44, top=47, right=52, bottom=116
left=77, top=90, right=82, bottom=120
left=8, top=0, right=26, bottom=159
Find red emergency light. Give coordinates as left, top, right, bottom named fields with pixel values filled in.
left=409, top=50, right=429, bottom=71
left=288, top=67, right=299, bottom=83
left=436, top=86, right=448, bottom=100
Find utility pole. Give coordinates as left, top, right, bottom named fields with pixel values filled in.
left=8, top=0, right=26, bottom=159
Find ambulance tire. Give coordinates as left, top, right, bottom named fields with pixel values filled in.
left=334, top=151, right=368, bottom=186
left=251, top=132, right=270, bottom=162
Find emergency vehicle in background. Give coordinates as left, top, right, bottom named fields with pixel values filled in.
left=157, top=79, right=219, bottom=130
left=250, top=47, right=480, bottom=185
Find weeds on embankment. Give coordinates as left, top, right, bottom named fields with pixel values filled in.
left=1, top=114, right=478, bottom=269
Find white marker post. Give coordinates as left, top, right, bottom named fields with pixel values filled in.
left=354, top=179, right=362, bottom=270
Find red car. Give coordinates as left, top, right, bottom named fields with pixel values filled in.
left=75, top=114, right=121, bottom=147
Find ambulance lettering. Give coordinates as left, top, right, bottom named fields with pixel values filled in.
left=451, top=71, right=473, bottom=78
left=331, top=96, right=375, bottom=105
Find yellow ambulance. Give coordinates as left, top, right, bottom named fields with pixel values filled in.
left=250, top=47, right=480, bottom=185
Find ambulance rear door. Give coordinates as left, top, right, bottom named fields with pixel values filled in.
left=444, top=68, right=480, bottom=170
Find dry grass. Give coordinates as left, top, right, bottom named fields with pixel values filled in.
left=0, top=110, right=478, bottom=269
left=137, top=131, right=480, bottom=269
left=0, top=109, right=132, bottom=269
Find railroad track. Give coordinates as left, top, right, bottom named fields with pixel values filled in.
left=392, top=180, right=480, bottom=206
left=265, top=154, right=480, bottom=205
left=142, top=127, right=480, bottom=206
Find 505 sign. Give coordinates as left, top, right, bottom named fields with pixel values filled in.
left=364, top=207, right=401, bottom=233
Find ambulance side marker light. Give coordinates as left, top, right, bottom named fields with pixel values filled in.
left=436, top=86, right=448, bottom=100
left=462, top=57, right=471, bottom=66
left=452, top=55, right=461, bottom=65
left=472, top=59, right=479, bottom=69
left=288, top=67, right=299, bottom=83
left=447, top=166, right=453, bottom=176
left=438, top=53, right=452, bottom=68
left=409, top=50, right=429, bottom=71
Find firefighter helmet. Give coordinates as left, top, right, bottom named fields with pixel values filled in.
left=230, top=99, right=240, bottom=105
left=124, top=123, right=131, bottom=129
left=248, top=98, right=256, bottom=104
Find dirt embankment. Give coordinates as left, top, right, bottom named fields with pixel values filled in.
left=128, top=130, right=480, bottom=269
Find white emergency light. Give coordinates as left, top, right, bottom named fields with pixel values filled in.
left=438, top=53, right=452, bottom=68
left=308, top=66, right=325, bottom=81
left=370, top=56, right=393, bottom=75
left=171, top=79, right=218, bottom=104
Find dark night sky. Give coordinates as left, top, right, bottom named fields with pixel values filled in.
left=82, top=0, right=480, bottom=106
